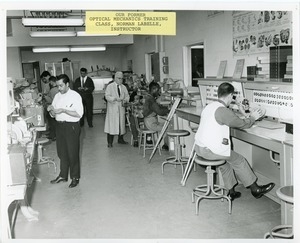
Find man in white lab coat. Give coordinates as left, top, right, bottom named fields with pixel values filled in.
left=104, top=71, right=130, bottom=147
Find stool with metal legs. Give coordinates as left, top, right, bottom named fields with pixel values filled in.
left=264, top=185, right=293, bottom=239
left=162, top=129, right=190, bottom=175
left=36, top=138, right=57, bottom=172
left=134, top=115, right=161, bottom=158
left=192, top=156, right=231, bottom=215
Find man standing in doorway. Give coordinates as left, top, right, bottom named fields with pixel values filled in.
left=74, top=67, right=95, bottom=127
left=47, top=74, right=83, bottom=188
left=104, top=71, right=130, bottom=147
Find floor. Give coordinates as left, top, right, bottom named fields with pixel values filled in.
left=11, top=114, right=281, bottom=241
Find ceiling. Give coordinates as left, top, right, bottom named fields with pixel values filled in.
left=7, top=10, right=135, bottom=49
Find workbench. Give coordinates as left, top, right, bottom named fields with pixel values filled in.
left=175, top=106, right=293, bottom=225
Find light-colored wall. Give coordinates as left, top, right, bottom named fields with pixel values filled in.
left=125, top=11, right=270, bottom=84
left=7, top=47, right=22, bottom=78
left=20, top=48, right=125, bottom=77
left=7, top=11, right=288, bottom=83
left=7, top=17, right=134, bottom=78
left=170, top=11, right=267, bottom=78
left=125, top=35, right=157, bottom=75
left=7, top=19, right=134, bottom=47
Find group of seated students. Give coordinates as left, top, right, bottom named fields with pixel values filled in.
left=125, top=80, right=275, bottom=202
left=123, top=77, right=170, bottom=149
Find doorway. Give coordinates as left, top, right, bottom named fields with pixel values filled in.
left=182, top=42, right=204, bottom=87
left=191, top=44, right=204, bottom=86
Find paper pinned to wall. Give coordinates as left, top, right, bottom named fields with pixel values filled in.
left=216, top=60, right=227, bottom=79
left=233, top=59, right=245, bottom=79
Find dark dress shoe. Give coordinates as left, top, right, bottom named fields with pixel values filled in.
left=108, top=143, right=113, bottom=148
left=251, top=183, right=275, bottom=199
left=133, top=141, right=139, bottom=147
left=69, top=178, right=79, bottom=188
left=162, top=144, right=169, bottom=151
left=50, top=176, right=67, bottom=184
left=118, top=139, right=128, bottom=144
left=89, top=125, right=93, bottom=128
left=227, top=191, right=241, bottom=201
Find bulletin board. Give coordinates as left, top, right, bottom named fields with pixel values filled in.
left=232, top=11, right=292, bottom=56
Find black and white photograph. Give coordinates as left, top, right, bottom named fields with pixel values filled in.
left=1, top=1, right=299, bottom=243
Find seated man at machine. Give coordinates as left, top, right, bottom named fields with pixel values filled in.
left=143, top=81, right=170, bottom=150
left=194, top=82, right=275, bottom=201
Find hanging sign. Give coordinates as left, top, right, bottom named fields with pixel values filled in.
left=85, top=11, right=176, bottom=35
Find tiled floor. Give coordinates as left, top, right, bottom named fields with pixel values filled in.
left=12, top=114, right=281, bottom=240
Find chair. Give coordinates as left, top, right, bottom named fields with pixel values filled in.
left=36, top=137, right=57, bottom=172
left=161, top=129, right=190, bottom=175
left=125, top=108, right=131, bottom=132
left=192, top=155, right=231, bottom=215
left=264, top=185, right=293, bottom=239
left=134, top=114, right=161, bottom=158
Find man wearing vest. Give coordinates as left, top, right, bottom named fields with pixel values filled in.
left=194, top=82, right=275, bottom=201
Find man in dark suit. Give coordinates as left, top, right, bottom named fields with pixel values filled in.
left=74, top=67, right=95, bottom=127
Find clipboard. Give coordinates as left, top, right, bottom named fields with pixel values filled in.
left=148, top=97, right=182, bottom=163
left=216, top=60, right=227, bottom=79
left=233, top=59, right=245, bottom=79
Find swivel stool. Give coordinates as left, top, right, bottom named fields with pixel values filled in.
left=162, top=129, right=190, bottom=175
left=264, top=185, right=293, bottom=239
left=36, top=137, right=57, bottom=172
left=192, top=155, right=231, bottom=215
left=134, top=115, right=161, bottom=158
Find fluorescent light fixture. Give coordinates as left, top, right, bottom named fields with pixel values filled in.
left=70, top=46, right=106, bottom=52
left=76, top=31, right=119, bottom=37
left=30, top=31, right=77, bottom=37
left=32, top=46, right=106, bottom=53
left=22, top=18, right=84, bottom=26
left=191, top=45, right=204, bottom=49
left=32, top=47, right=70, bottom=53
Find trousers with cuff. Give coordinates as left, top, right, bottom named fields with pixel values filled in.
left=107, top=134, right=125, bottom=144
left=194, top=145, right=257, bottom=190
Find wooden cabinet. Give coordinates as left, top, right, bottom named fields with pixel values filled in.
left=8, top=145, right=28, bottom=186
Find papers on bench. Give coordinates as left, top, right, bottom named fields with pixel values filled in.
left=255, top=120, right=285, bottom=129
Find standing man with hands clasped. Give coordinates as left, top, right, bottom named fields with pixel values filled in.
left=74, top=67, right=95, bottom=128
left=194, top=82, right=275, bottom=201
left=104, top=71, right=130, bottom=147
left=47, top=74, right=83, bottom=188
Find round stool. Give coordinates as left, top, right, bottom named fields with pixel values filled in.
left=264, top=185, right=293, bottom=239
left=162, top=129, right=190, bottom=175
left=134, top=114, right=161, bottom=158
left=192, top=156, right=231, bottom=215
left=138, top=128, right=161, bottom=158
left=36, top=138, right=57, bottom=172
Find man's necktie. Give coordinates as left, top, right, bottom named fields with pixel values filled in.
left=81, top=77, right=84, bottom=87
left=117, top=85, right=121, bottom=97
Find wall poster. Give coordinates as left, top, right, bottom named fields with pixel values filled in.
left=232, top=11, right=292, bottom=56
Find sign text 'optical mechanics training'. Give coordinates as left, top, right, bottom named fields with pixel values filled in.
left=86, top=11, right=176, bottom=35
